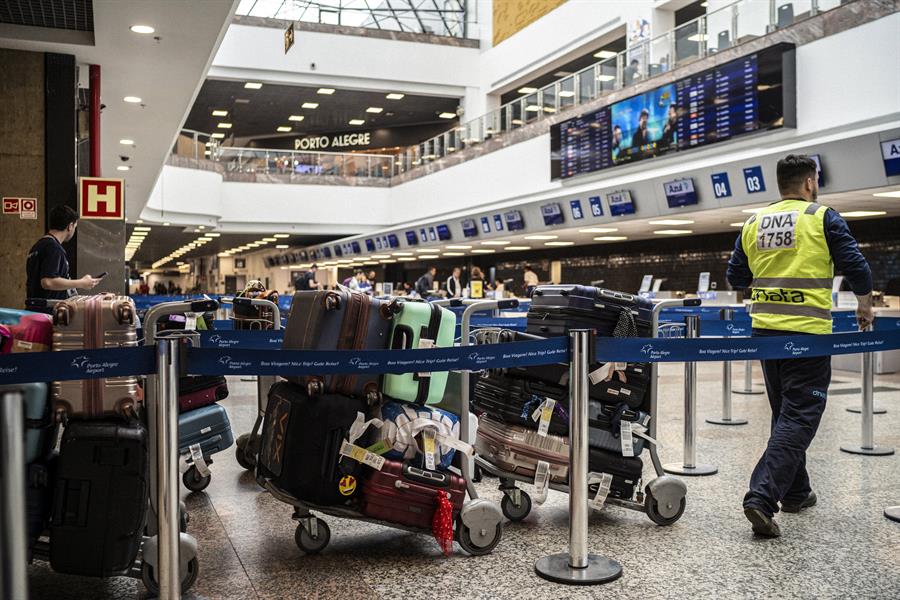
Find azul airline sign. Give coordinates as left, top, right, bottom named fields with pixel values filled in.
left=294, top=132, right=372, bottom=151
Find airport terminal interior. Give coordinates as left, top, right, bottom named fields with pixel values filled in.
left=1, top=0, right=899, bottom=598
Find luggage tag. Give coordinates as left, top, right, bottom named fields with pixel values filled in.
left=533, top=460, right=550, bottom=505
left=588, top=472, right=613, bottom=511
left=365, top=439, right=393, bottom=456
left=589, top=362, right=628, bottom=385
left=531, top=398, right=556, bottom=438
left=620, top=421, right=635, bottom=457
left=434, top=433, right=474, bottom=456
left=348, top=411, right=383, bottom=445
left=422, top=429, right=437, bottom=471
left=631, top=422, right=660, bottom=449
left=181, top=443, right=210, bottom=477
left=417, top=338, right=435, bottom=378
left=340, top=440, right=386, bottom=471
left=184, top=313, right=198, bottom=331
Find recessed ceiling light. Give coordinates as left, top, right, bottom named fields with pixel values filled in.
left=211, top=133, right=225, bottom=139
left=553, top=71, right=573, bottom=77
left=117, top=165, right=131, bottom=171
left=123, top=96, right=141, bottom=103
left=392, top=252, right=413, bottom=256
left=371, top=254, right=390, bottom=259
left=119, top=139, right=134, bottom=145
left=130, top=24, right=155, bottom=34
left=205, top=232, right=220, bottom=237
left=873, top=190, right=900, bottom=198
left=302, top=102, right=319, bottom=109
left=135, top=219, right=143, bottom=224
left=217, top=122, right=232, bottom=129
left=348, top=119, right=365, bottom=125
left=442, top=252, right=465, bottom=257
left=274, top=234, right=290, bottom=238
left=234, top=98, right=250, bottom=104
left=163, top=222, right=170, bottom=226
left=445, top=245, right=472, bottom=250
left=518, top=87, right=537, bottom=94
left=317, top=88, right=335, bottom=95
left=594, top=236, right=628, bottom=241
left=579, top=227, right=618, bottom=233
left=288, top=115, right=304, bottom=121
left=244, top=82, right=262, bottom=89
left=730, top=222, right=745, bottom=227
left=741, top=208, right=764, bottom=214
left=418, top=255, right=439, bottom=259
left=277, top=126, right=292, bottom=132
left=386, top=93, right=405, bottom=100
left=276, top=244, right=289, bottom=249
left=648, top=219, right=695, bottom=225
left=505, top=246, right=532, bottom=250
left=218, top=253, right=230, bottom=258
left=379, top=259, right=397, bottom=263
left=211, top=110, right=228, bottom=117
left=133, top=226, right=151, bottom=231
left=841, top=211, right=886, bottom=218
left=558, top=91, right=576, bottom=98
left=545, top=241, right=574, bottom=246
left=525, top=105, right=541, bottom=112
left=524, top=235, right=557, bottom=240
left=653, top=229, right=693, bottom=235
left=439, top=112, right=456, bottom=119
left=597, top=75, right=616, bottom=82
left=366, top=107, right=383, bottom=113
left=472, top=249, right=495, bottom=254
left=261, top=237, right=276, bottom=242
left=481, top=241, right=510, bottom=246
left=594, top=50, right=617, bottom=59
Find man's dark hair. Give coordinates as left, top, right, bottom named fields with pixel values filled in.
left=630, top=59, right=638, bottom=66
left=524, top=265, right=533, bottom=271
left=310, top=263, right=318, bottom=270
left=613, top=125, right=621, bottom=131
left=48, top=205, right=78, bottom=231
left=640, top=109, right=649, bottom=118
left=776, top=154, right=817, bottom=194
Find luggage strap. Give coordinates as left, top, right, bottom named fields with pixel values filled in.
left=414, top=304, right=444, bottom=404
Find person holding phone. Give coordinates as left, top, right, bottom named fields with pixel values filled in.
left=25, top=205, right=101, bottom=302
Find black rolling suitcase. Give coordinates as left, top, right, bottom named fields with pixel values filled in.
left=528, top=285, right=653, bottom=337
left=257, top=381, right=373, bottom=506
left=49, top=420, right=149, bottom=577
left=473, top=374, right=570, bottom=436
left=588, top=450, right=644, bottom=501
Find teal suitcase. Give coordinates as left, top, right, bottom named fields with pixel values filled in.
left=382, top=301, right=455, bottom=405
left=0, top=383, right=50, bottom=464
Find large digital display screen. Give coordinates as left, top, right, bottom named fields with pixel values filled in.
left=462, top=219, right=478, bottom=238
left=436, top=224, right=452, bottom=240
left=550, top=44, right=794, bottom=180
left=405, top=231, right=419, bottom=245
left=663, top=178, right=698, bottom=208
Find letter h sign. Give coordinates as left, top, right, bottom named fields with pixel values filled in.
left=79, top=177, right=124, bottom=220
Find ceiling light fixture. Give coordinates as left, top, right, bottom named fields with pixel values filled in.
left=133, top=226, right=151, bottom=231
left=217, top=122, right=232, bottom=129
left=594, top=50, right=617, bottom=59
left=442, top=252, right=465, bottom=257
left=348, top=119, right=365, bottom=125
left=276, top=244, right=289, bottom=249
left=741, top=207, right=764, bottom=214
left=545, top=241, right=574, bottom=246
left=119, top=139, right=134, bottom=145
left=597, top=75, right=616, bottom=82
left=211, top=133, right=225, bottom=139
left=505, top=246, right=532, bottom=251
left=518, top=87, right=537, bottom=94
left=317, top=88, right=335, bottom=95
left=386, top=93, right=405, bottom=100
left=123, top=96, right=141, bottom=103
left=366, top=107, right=383, bottom=114
left=445, top=245, right=472, bottom=250
left=525, top=105, right=541, bottom=112
left=648, top=219, right=695, bottom=225
left=163, top=222, right=170, bottom=226
left=244, top=82, right=262, bottom=89
left=481, top=241, right=510, bottom=246
left=872, top=190, right=900, bottom=198
left=579, top=227, right=618, bottom=233
left=524, top=235, right=557, bottom=240
left=288, top=115, right=304, bottom=121
left=472, top=249, right=495, bottom=254
left=117, top=165, right=131, bottom=171
left=653, top=229, right=694, bottom=235
left=277, top=126, right=292, bottom=132
left=211, top=109, right=228, bottom=117
left=841, top=211, right=887, bottom=218
left=418, top=255, right=439, bottom=260
left=392, top=252, right=413, bottom=256
left=206, top=232, right=221, bottom=237
left=558, top=91, right=576, bottom=98
left=274, top=233, right=290, bottom=238
left=302, top=102, right=319, bottom=109
left=438, top=112, right=456, bottom=119
left=730, top=222, right=745, bottom=227
left=594, top=236, right=628, bottom=241
left=130, top=25, right=155, bottom=34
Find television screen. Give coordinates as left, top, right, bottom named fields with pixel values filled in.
left=334, top=245, right=343, bottom=257
left=550, top=44, right=794, bottom=179
left=663, top=178, right=698, bottom=208
left=541, top=202, right=564, bottom=226
left=365, top=239, right=375, bottom=252
left=428, top=227, right=437, bottom=241
left=505, top=210, right=525, bottom=231
left=323, top=247, right=332, bottom=258
left=387, top=234, right=400, bottom=248
left=420, top=228, right=428, bottom=243
left=437, top=224, right=452, bottom=240
left=351, top=241, right=361, bottom=253
left=461, top=219, right=478, bottom=238
left=607, top=191, right=635, bottom=216
left=405, top=231, right=419, bottom=246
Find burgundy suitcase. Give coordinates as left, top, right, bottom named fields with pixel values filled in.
left=361, top=460, right=465, bottom=530
left=179, top=375, right=228, bottom=412
left=282, top=289, right=396, bottom=401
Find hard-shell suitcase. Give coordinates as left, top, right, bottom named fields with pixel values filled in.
left=282, top=289, right=394, bottom=401
left=587, top=450, right=644, bottom=502
left=0, top=383, right=51, bottom=463
left=588, top=402, right=650, bottom=455
left=474, top=415, right=570, bottom=483
left=382, top=300, right=455, bottom=405
left=375, top=401, right=460, bottom=470
left=473, top=375, right=570, bottom=437
left=361, top=460, right=465, bottom=530
left=178, top=403, right=234, bottom=458
left=0, top=307, right=36, bottom=324
left=528, top=285, right=653, bottom=337
left=50, top=419, right=149, bottom=577
left=9, top=313, right=53, bottom=353
left=51, top=294, right=140, bottom=421
left=179, top=375, right=229, bottom=412
left=257, top=382, right=372, bottom=506
left=0, top=324, right=11, bottom=353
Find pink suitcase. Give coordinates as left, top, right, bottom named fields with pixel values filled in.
left=51, top=294, right=140, bottom=421
left=361, top=460, right=465, bottom=530
left=474, top=415, right=570, bottom=484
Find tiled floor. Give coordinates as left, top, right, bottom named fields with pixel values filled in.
left=29, top=362, right=900, bottom=599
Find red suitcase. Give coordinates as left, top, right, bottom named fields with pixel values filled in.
left=361, top=460, right=465, bottom=530
left=10, top=313, right=53, bottom=353
left=179, top=375, right=229, bottom=412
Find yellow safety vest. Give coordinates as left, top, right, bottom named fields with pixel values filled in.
left=742, top=199, right=834, bottom=334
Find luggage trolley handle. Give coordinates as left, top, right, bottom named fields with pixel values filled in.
left=145, top=298, right=220, bottom=341
left=221, top=296, right=282, bottom=331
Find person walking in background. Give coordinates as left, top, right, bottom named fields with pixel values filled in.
left=295, top=264, right=320, bottom=290
left=415, top=266, right=437, bottom=298
left=523, top=264, right=539, bottom=297
left=446, top=267, right=463, bottom=298
left=25, top=205, right=100, bottom=302
left=727, top=154, right=873, bottom=538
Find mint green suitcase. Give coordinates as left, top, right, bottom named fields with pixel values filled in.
left=382, top=301, right=456, bottom=405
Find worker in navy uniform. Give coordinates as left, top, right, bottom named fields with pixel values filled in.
left=25, top=205, right=100, bottom=302
left=727, top=154, right=873, bottom=537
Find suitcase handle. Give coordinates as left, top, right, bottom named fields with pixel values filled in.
left=402, top=463, right=450, bottom=488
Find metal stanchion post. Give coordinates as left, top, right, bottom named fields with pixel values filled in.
left=840, top=327, right=894, bottom=457
left=885, top=506, right=900, bottom=522
left=846, top=342, right=886, bottom=414
left=707, top=308, right=748, bottom=426
left=157, top=339, right=182, bottom=600
left=733, top=358, right=763, bottom=395
left=535, top=330, right=622, bottom=585
left=664, top=316, right=718, bottom=476
left=0, top=390, right=28, bottom=600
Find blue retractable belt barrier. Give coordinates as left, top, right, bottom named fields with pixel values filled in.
left=595, top=330, right=900, bottom=363
left=0, top=346, right=156, bottom=385
left=199, top=330, right=284, bottom=349
left=185, top=337, right=569, bottom=376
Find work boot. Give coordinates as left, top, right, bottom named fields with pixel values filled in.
left=781, top=491, right=817, bottom=514
left=744, top=507, right=782, bottom=537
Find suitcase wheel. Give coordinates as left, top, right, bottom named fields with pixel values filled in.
left=182, top=465, right=212, bottom=493
left=295, top=518, right=330, bottom=554
left=644, top=485, right=686, bottom=526
left=500, top=490, right=532, bottom=522
left=235, top=433, right=258, bottom=471
left=457, top=520, right=502, bottom=556
left=142, top=556, right=199, bottom=595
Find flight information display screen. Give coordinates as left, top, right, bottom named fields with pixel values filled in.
left=436, top=224, right=452, bottom=240
left=405, top=231, right=419, bottom=245
left=551, top=44, right=793, bottom=180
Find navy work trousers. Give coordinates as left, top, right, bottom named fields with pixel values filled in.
left=743, top=332, right=831, bottom=516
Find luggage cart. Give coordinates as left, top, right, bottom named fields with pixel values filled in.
left=473, top=298, right=700, bottom=526
left=257, top=297, right=508, bottom=556
left=223, top=296, right=282, bottom=471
